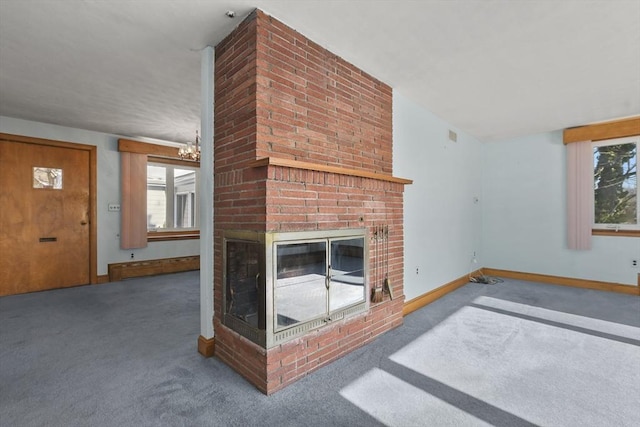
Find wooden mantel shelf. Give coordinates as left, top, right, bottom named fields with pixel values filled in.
left=250, top=157, right=413, bottom=185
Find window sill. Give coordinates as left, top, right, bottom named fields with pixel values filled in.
left=148, top=230, right=200, bottom=242
left=592, top=229, right=640, bottom=238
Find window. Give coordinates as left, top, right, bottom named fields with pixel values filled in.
left=147, top=162, right=199, bottom=231
left=119, top=139, right=200, bottom=248
left=33, top=167, right=63, bottom=189
left=564, top=117, right=639, bottom=246
left=593, top=136, right=638, bottom=230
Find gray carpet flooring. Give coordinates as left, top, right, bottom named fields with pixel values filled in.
left=1, top=271, right=639, bottom=427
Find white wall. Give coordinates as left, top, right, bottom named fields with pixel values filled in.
left=482, top=130, right=640, bottom=286
left=0, top=116, right=199, bottom=276
left=393, top=93, right=484, bottom=300
left=7, top=107, right=636, bottom=291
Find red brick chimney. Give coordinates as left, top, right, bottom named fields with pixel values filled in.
left=213, top=9, right=410, bottom=394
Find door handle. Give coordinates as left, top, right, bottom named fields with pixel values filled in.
left=80, top=220, right=88, bottom=225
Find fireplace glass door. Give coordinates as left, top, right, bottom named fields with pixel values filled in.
left=329, top=237, right=365, bottom=312
left=226, top=240, right=265, bottom=329
left=275, top=241, right=327, bottom=328
left=275, top=236, right=365, bottom=331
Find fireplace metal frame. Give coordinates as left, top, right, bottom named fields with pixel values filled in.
left=222, top=228, right=369, bottom=348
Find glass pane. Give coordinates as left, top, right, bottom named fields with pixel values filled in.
left=226, top=240, right=265, bottom=329
left=329, top=237, right=365, bottom=312
left=275, top=242, right=327, bottom=328
left=147, top=165, right=166, bottom=230
left=173, top=168, right=196, bottom=228
left=594, top=143, right=637, bottom=224
left=33, top=167, right=62, bottom=189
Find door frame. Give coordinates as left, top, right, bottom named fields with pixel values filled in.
left=0, top=132, right=98, bottom=285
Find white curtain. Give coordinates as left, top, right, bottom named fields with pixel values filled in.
left=566, top=141, right=593, bottom=250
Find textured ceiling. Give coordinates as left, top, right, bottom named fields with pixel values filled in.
left=0, top=0, right=638, bottom=144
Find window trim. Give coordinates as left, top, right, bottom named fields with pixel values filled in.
left=592, top=135, right=639, bottom=233
left=148, top=230, right=200, bottom=242
left=564, top=116, right=640, bottom=144
left=592, top=229, right=640, bottom=238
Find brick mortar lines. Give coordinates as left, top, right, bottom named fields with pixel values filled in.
left=212, top=9, right=405, bottom=395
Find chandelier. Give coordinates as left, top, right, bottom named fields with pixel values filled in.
left=178, top=130, right=201, bottom=161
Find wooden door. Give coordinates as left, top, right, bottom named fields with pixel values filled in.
left=0, top=140, right=90, bottom=295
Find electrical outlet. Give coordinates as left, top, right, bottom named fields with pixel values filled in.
left=131, top=253, right=134, bottom=259
left=108, top=203, right=120, bottom=212
left=633, top=259, right=638, bottom=268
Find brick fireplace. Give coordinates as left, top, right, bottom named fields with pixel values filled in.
left=213, top=9, right=411, bottom=394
